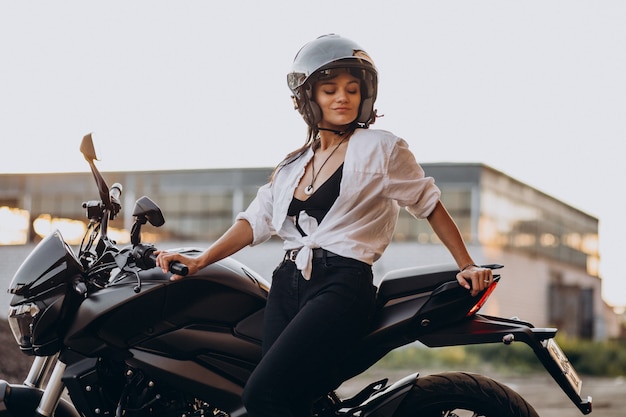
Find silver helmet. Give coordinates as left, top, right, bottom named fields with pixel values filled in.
left=287, top=34, right=378, bottom=128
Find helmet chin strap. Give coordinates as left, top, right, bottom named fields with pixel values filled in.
left=317, top=122, right=358, bottom=136
left=317, top=127, right=346, bottom=136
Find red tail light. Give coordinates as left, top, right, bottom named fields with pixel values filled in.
left=466, top=280, right=498, bottom=317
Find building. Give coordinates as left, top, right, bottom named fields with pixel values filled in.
left=0, top=163, right=614, bottom=339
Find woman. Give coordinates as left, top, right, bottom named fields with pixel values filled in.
left=157, top=34, right=493, bottom=417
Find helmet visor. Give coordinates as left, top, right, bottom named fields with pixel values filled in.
left=287, top=34, right=376, bottom=92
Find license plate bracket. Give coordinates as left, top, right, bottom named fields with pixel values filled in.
left=546, top=338, right=582, bottom=395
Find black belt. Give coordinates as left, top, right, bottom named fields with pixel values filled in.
left=285, top=248, right=339, bottom=262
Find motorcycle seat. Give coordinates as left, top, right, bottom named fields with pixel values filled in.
left=376, top=263, right=459, bottom=306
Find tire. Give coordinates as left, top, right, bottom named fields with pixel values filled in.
left=393, top=372, right=539, bottom=417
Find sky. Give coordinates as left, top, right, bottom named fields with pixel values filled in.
left=1, top=1, right=625, bottom=307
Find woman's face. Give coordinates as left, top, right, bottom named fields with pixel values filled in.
left=313, top=70, right=361, bottom=130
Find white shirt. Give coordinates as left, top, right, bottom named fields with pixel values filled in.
left=236, top=128, right=441, bottom=279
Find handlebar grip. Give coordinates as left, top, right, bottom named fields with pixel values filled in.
left=110, top=182, right=123, bottom=200
left=109, top=183, right=123, bottom=217
left=169, top=262, right=189, bottom=276
left=146, top=251, right=189, bottom=276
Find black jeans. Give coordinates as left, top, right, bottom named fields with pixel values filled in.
left=242, top=254, right=377, bottom=417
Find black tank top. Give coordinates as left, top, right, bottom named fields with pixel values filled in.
left=288, top=164, right=343, bottom=235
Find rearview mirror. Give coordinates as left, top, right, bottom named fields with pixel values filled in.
left=133, top=196, right=165, bottom=227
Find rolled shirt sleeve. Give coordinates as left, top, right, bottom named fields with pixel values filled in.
left=384, top=138, right=441, bottom=219
left=235, top=182, right=275, bottom=246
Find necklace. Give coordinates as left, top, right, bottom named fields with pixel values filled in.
left=304, top=135, right=348, bottom=196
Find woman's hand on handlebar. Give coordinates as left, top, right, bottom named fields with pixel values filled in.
left=155, top=220, right=253, bottom=281
left=155, top=250, right=198, bottom=281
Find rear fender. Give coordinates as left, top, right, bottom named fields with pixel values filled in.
left=357, top=373, right=417, bottom=417
left=418, top=314, right=592, bottom=415
left=0, top=380, right=79, bottom=417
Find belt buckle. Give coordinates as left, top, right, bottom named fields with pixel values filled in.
left=288, top=249, right=299, bottom=262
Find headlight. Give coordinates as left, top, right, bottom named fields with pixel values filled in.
left=8, top=303, right=40, bottom=349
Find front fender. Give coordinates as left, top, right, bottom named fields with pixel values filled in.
left=0, top=380, right=79, bottom=417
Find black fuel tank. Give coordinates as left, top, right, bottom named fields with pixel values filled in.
left=64, top=254, right=268, bottom=359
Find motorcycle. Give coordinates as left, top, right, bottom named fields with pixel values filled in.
left=0, top=134, right=592, bottom=417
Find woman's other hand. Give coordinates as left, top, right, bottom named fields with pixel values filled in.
left=456, top=265, right=493, bottom=297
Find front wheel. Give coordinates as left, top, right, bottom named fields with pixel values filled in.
left=393, top=372, right=539, bottom=417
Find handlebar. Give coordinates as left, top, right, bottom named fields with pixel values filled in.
left=149, top=252, right=189, bottom=276
left=131, top=244, right=189, bottom=276
left=110, top=182, right=122, bottom=202
left=108, top=182, right=123, bottom=218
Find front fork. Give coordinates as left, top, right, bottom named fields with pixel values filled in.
left=23, top=355, right=68, bottom=417
left=24, top=356, right=56, bottom=388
